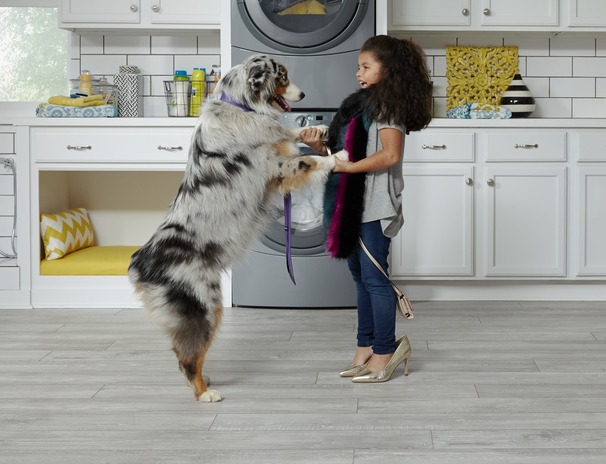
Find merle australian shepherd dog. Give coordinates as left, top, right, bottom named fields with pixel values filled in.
left=128, top=54, right=347, bottom=402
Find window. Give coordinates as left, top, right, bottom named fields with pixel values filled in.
left=0, top=3, right=68, bottom=102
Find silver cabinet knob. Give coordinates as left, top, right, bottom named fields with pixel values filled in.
left=483, top=8, right=491, bottom=16
left=462, top=8, right=470, bottom=16
left=130, top=4, right=138, bottom=12
left=152, top=4, right=160, bottom=13
left=66, top=145, right=92, bottom=151
left=465, top=178, right=473, bottom=186
left=487, top=179, right=495, bottom=186
left=157, top=145, right=183, bottom=151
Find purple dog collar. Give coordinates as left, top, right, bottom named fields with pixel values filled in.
left=219, top=93, right=253, bottom=112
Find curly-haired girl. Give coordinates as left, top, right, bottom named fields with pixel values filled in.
left=300, top=35, right=432, bottom=383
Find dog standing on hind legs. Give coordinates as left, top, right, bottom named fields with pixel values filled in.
left=128, top=54, right=348, bottom=402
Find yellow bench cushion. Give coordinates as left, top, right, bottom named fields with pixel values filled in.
left=40, top=246, right=140, bottom=276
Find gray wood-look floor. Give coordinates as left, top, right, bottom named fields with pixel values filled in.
left=2, top=301, right=606, bottom=463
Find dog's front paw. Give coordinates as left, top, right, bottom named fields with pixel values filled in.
left=314, top=124, right=329, bottom=139
left=334, top=149, right=350, bottom=161
left=198, top=389, right=222, bottom=402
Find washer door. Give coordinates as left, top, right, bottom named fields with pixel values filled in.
left=237, top=0, right=369, bottom=53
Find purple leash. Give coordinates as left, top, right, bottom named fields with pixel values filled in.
left=284, top=193, right=296, bottom=285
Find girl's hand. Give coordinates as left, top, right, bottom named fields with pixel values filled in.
left=333, top=156, right=351, bottom=173
left=299, top=127, right=325, bottom=153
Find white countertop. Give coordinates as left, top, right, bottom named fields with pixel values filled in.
left=2, top=117, right=606, bottom=128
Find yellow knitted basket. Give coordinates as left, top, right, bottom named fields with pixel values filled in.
left=446, top=46, right=518, bottom=111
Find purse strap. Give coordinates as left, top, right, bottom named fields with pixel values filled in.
left=358, top=237, right=414, bottom=319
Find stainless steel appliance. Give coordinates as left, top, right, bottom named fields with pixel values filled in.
left=231, top=0, right=375, bottom=307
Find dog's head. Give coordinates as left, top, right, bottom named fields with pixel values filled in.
left=215, top=54, right=304, bottom=115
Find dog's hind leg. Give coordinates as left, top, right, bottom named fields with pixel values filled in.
left=174, top=305, right=224, bottom=402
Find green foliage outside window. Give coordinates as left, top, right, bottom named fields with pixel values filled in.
left=0, top=7, right=68, bottom=101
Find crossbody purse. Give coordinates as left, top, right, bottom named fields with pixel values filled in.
left=358, top=237, right=414, bottom=320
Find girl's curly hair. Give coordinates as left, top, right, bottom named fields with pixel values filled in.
left=361, top=35, right=433, bottom=133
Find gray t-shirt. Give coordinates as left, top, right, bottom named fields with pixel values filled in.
left=361, top=121, right=405, bottom=238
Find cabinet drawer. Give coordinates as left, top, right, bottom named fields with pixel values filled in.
left=574, top=131, right=606, bottom=161
left=0, top=267, right=19, bottom=290
left=485, top=131, right=567, bottom=161
left=404, top=131, right=475, bottom=162
left=32, top=127, right=193, bottom=163
left=0, top=133, right=15, bottom=154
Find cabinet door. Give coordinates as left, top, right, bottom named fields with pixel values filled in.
left=150, top=0, right=220, bottom=25
left=392, top=166, right=474, bottom=276
left=577, top=166, right=606, bottom=275
left=484, top=167, right=567, bottom=277
left=569, top=0, right=606, bottom=27
left=481, top=0, right=558, bottom=26
left=391, top=0, right=471, bottom=27
left=60, top=0, right=140, bottom=24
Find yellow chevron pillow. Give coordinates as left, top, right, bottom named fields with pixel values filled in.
left=40, top=208, right=95, bottom=260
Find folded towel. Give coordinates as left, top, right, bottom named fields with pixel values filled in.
left=36, top=103, right=116, bottom=118
left=447, top=103, right=512, bottom=119
left=48, top=95, right=106, bottom=107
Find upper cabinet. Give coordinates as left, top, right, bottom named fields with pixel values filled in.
left=568, top=0, right=606, bottom=27
left=59, top=0, right=220, bottom=30
left=388, top=0, right=585, bottom=31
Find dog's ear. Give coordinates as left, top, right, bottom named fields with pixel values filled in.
left=246, top=55, right=275, bottom=98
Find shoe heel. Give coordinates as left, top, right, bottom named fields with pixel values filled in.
left=403, top=358, right=409, bottom=376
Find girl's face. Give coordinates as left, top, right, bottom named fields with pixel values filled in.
left=356, top=51, right=383, bottom=89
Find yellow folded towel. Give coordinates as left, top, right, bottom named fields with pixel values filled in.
left=48, top=95, right=105, bottom=107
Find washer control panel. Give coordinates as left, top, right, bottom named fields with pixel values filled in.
left=279, top=111, right=335, bottom=129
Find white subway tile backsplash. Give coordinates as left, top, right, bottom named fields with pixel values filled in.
left=80, top=55, right=127, bottom=76
left=174, top=55, right=221, bottom=75
left=504, top=35, right=549, bottom=56
left=533, top=98, right=572, bottom=118
left=104, top=35, right=151, bottom=55
left=524, top=78, right=549, bottom=98
left=550, top=37, right=595, bottom=57
left=152, top=36, right=198, bottom=55
left=127, top=55, right=174, bottom=76
left=573, top=98, right=606, bottom=118
left=196, top=31, right=221, bottom=54
left=574, top=57, right=606, bottom=77
left=527, top=57, right=572, bottom=77
left=550, top=77, right=595, bottom=97
left=80, top=34, right=103, bottom=54
left=69, top=31, right=606, bottom=119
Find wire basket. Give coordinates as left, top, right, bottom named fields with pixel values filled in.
left=164, top=81, right=192, bottom=117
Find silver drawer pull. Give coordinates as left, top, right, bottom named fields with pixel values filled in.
left=157, top=145, right=183, bottom=151
left=66, top=145, right=92, bottom=150
left=422, top=144, right=446, bottom=150
left=514, top=143, right=539, bottom=149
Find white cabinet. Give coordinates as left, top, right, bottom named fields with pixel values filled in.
left=59, top=0, right=220, bottom=30
left=576, top=166, right=606, bottom=275
left=393, top=166, right=474, bottom=276
left=391, top=0, right=471, bottom=27
left=480, top=0, right=558, bottom=26
left=484, top=166, right=567, bottom=276
left=574, top=131, right=606, bottom=276
left=568, top=0, right=606, bottom=26
left=392, top=127, right=569, bottom=279
left=389, top=0, right=559, bottom=30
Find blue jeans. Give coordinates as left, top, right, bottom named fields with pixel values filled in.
left=347, top=220, right=397, bottom=355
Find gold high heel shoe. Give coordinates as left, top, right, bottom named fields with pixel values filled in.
left=352, top=336, right=411, bottom=383
left=339, top=356, right=372, bottom=377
